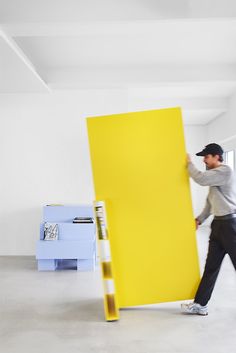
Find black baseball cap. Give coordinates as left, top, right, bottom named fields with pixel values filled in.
left=196, top=143, right=224, bottom=156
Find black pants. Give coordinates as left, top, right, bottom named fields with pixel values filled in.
left=195, top=218, right=236, bottom=306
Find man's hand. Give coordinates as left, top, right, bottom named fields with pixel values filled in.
left=195, top=218, right=201, bottom=230
left=187, top=153, right=192, bottom=163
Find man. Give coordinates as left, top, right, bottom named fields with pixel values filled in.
left=181, top=143, right=236, bottom=316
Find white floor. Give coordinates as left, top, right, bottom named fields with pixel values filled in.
left=1, top=226, right=236, bottom=353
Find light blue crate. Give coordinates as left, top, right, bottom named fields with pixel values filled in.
left=40, top=222, right=95, bottom=240
left=36, top=205, right=97, bottom=271
left=36, top=240, right=95, bottom=259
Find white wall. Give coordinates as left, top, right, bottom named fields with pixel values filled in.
left=208, top=91, right=236, bottom=151
left=0, top=91, right=207, bottom=255
left=0, top=90, right=128, bottom=255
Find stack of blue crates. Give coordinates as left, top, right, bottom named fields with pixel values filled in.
left=36, top=205, right=96, bottom=271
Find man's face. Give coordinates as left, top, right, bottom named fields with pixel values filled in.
left=203, top=154, right=220, bottom=169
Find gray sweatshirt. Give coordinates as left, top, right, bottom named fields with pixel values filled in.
left=188, top=162, right=236, bottom=224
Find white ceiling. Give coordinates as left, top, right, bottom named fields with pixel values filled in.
left=1, top=0, right=236, bottom=124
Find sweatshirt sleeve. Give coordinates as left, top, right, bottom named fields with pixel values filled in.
left=188, top=162, right=231, bottom=186
left=197, top=197, right=211, bottom=224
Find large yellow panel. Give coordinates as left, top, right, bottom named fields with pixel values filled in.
left=87, top=108, right=200, bottom=308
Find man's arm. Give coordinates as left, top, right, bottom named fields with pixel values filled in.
left=196, top=198, right=211, bottom=225
left=186, top=155, right=212, bottom=226
left=187, top=161, right=231, bottom=186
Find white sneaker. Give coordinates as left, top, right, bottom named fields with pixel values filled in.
left=181, top=302, right=208, bottom=316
